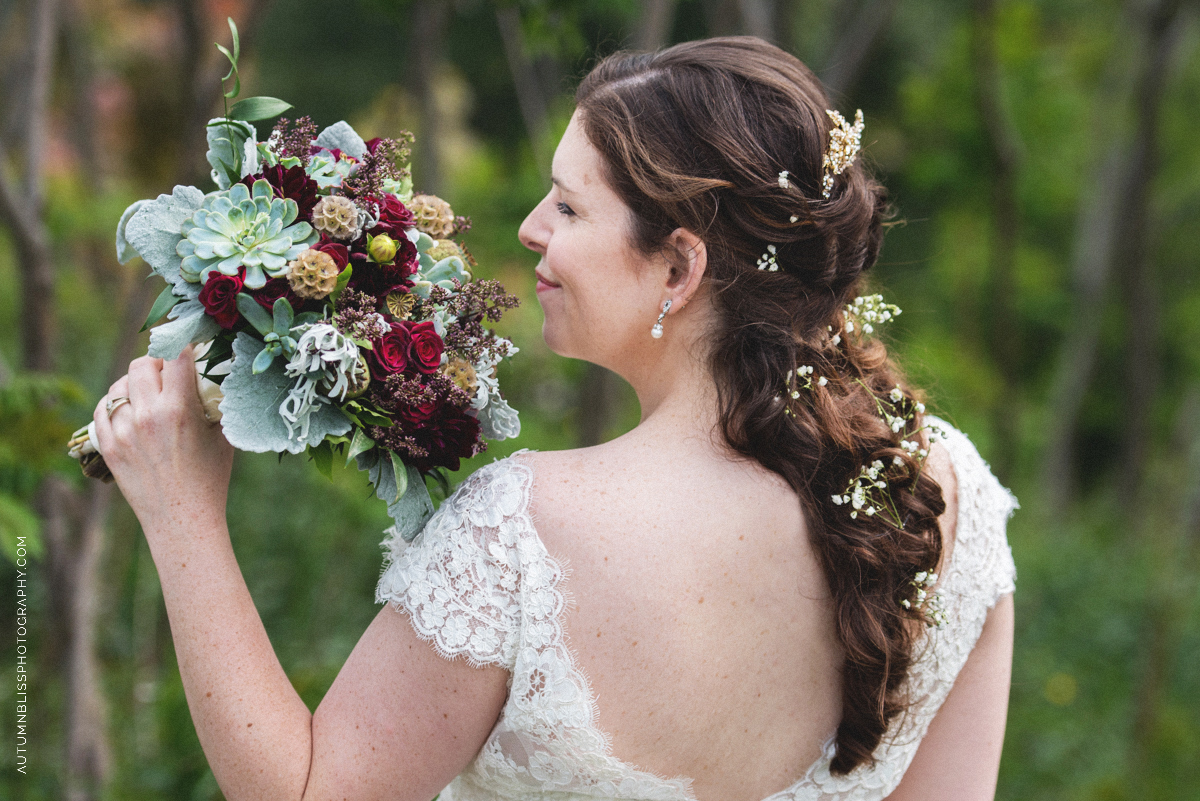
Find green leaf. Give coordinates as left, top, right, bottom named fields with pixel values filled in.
left=272, top=297, right=295, bottom=338
left=0, top=493, right=43, bottom=565
left=141, top=284, right=183, bottom=332
left=311, top=440, right=334, bottom=480
left=228, top=97, right=293, bottom=122
left=356, top=407, right=392, bottom=427
left=236, top=293, right=274, bottom=335
left=293, top=311, right=322, bottom=328
left=329, top=265, right=352, bottom=304
left=390, top=450, right=408, bottom=502
left=345, top=428, right=375, bottom=466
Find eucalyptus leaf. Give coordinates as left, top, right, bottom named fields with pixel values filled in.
left=236, top=293, right=274, bottom=335
left=141, top=284, right=183, bottom=333
left=147, top=300, right=221, bottom=360
left=228, top=96, right=292, bottom=122
left=218, top=332, right=351, bottom=454
left=363, top=456, right=434, bottom=543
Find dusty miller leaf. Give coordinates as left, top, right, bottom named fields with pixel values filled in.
left=147, top=300, right=221, bottom=360
left=217, top=332, right=351, bottom=454
left=123, top=186, right=206, bottom=299
left=476, top=395, right=521, bottom=441
left=314, top=121, right=367, bottom=159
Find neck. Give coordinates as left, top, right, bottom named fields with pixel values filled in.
left=611, top=308, right=725, bottom=453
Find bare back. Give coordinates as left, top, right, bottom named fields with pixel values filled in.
left=521, top=435, right=958, bottom=801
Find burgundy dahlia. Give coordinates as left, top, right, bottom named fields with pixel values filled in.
left=408, top=408, right=482, bottom=473
left=240, top=165, right=319, bottom=220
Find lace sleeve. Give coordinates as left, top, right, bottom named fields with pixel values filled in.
left=934, top=419, right=1018, bottom=608
left=375, top=457, right=534, bottom=670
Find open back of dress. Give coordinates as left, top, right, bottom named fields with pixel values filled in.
left=374, top=417, right=1017, bottom=801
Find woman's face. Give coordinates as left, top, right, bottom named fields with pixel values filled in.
left=518, top=112, right=668, bottom=367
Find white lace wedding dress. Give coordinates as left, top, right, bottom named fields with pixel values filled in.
left=375, top=418, right=1018, bottom=801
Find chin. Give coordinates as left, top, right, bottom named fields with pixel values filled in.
left=540, top=318, right=577, bottom=359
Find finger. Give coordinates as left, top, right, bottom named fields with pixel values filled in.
left=106, top=374, right=130, bottom=402
left=93, top=395, right=113, bottom=454
left=128, top=355, right=164, bottom=408
left=162, top=345, right=200, bottom=406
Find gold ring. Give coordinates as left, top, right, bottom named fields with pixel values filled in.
left=105, top=396, right=130, bottom=418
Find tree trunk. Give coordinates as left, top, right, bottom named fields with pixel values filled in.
left=820, top=0, right=899, bottom=99
left=1115, top=0, right=1183, bottom=500
left=1041, top=0, right=1184, bottom=510
left=970, top=0, right=1022, bottom=481
left=410, top=0, right=451, bottom=194
left=737, top=0, right=776, bottom=41
left=702, top=0, right=742, bottom=37
left=634, top=0, right=678, bottom=51
left=1041, top=146, right=1123, bottom=511
left=496, top=5, right=552, bottom=178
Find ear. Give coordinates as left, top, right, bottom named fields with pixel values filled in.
left=662, top=227, right=707, bottom=311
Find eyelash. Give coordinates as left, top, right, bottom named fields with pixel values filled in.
left=556, top=201, right=575, bottom=217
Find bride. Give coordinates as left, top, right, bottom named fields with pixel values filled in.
left=94, top=36, right=1016, bottom=801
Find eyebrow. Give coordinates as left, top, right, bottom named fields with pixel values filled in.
left=551, top=175, right=573, bottom=194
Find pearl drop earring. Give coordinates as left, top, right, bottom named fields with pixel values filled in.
left=650, top=299, right=673, bottom=339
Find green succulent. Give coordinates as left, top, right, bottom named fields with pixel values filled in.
left=176, top=179, right=317, bottom=289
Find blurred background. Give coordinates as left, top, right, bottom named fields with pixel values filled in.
left=1, top=0, right=1198, bottom=798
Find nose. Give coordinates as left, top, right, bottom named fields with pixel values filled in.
left=518, top=193, right=552, bottom=255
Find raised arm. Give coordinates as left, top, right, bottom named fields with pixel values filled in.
left=95, top=352, right=507, bottom=801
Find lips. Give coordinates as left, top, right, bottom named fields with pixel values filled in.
left=535, top=270, right=561, bottom=293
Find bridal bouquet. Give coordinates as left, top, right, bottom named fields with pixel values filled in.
left=69, top=21, right=520, bottom=540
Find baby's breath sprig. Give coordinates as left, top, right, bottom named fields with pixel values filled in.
left=778, top=366, right=828, bottom=417
left=901, top=571, right=948, bottom=628
left=844, top=294, right=901, bottom=335
left=757, top=244, right=779, bottom=272
left=831, top=459, right=904, bottom=527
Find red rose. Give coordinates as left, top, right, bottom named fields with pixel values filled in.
left=370, top=322, right=412, bottom=379
left=368, top=195, right=416, bottom=239
left=198, top=271, right=244, bottom=329
left=400, top=398, right=440, bottom=426
left=315, top=238, right=349, bottom=269
left=404, top=321, right=443, bottom=374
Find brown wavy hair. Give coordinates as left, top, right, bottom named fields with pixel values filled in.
left=576, top=36, right=946, bottom=775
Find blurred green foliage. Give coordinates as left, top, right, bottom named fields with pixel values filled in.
left=1, top=0, right=1198, bottom=799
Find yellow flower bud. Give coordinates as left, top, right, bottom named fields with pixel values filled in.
left=369, top=233, right=398, bottom=264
